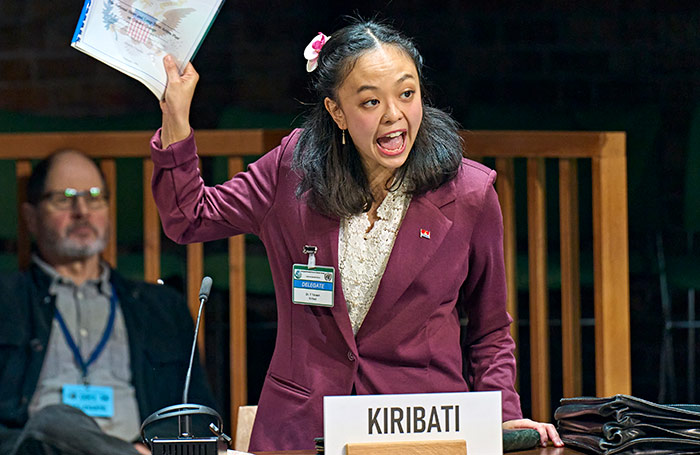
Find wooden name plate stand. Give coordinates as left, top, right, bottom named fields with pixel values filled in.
left=346, top=439, right=466, bottom=455
left=256, top=446, right=581, bottom=454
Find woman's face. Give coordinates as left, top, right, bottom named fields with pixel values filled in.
left=324, top=45, right=423, bottom=184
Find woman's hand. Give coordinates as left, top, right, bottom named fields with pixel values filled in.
left=503, top=418, right=564, bottom=448
left=159, top=54, right=199, bottom=148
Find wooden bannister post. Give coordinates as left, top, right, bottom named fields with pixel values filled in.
left=187, top=242, right=205, bottom=355
left=100, top=159, right=118, bottom=268
left=559, top=158, right=582, bottom=398
left=495, top=157, right=519, bottom=387
left=527, top=157, right=550, bottom=421
left=16, top=160, right=32, bottom=269
left=142, top=158, right=161, bottom=283
left=592, top=133, right=631, bottom=396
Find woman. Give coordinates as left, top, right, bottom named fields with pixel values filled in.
left=151, top=19, right=562, bottom=451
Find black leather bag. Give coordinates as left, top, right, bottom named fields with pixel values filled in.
left=555, top=394, right=700, bottom=454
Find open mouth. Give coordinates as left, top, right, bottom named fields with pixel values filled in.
left=376, top=130, right=406, bottom=156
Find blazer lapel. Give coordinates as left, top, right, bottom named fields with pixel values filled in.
left=357, top=180, right=457, bottom=338
left=299, top=203, right=356, bottom=349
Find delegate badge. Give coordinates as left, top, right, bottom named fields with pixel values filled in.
left=292, top=264, right=335, bottom=307
left=62, top=384, right=114, bottom=418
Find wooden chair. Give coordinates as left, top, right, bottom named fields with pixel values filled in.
left=0, top=128, right=630, bottom=433
left=234, top=405, right=258, bottom=452
left=462, top=130, right=630, bottom=420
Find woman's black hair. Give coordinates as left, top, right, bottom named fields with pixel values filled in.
left=292, top=18, right=463, bottom=218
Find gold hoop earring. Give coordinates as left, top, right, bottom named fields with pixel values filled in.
left=342, top=129, right=346, bottom=145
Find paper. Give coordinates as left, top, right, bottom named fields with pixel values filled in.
left=324, top=391, right=502, bottom=455
left=71, top=0, right=224, bottom=98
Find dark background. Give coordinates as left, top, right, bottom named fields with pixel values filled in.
left=2, top=0, right=699, bottom=430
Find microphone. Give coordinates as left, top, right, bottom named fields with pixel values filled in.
left=183, top=276, right=213, bottom=405
left=140, top=276, right=231, bottom=455
left=199, top=276, right=213, bottom=302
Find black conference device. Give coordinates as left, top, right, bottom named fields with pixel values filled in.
left=140, top=276, right=231, bottom=455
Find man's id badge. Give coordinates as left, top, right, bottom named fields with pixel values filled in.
left=62, top=384, right=114, bottom=418
left=292, top=264, right=335, bottom=307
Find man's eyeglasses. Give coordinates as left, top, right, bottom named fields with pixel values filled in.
left=40, top=187, right=109, bottom=210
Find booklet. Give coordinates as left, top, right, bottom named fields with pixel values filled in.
left=71, top=0, right=225, bottom=99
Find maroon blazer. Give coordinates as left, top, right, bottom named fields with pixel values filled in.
left=150, top=129, right=522, bottom=451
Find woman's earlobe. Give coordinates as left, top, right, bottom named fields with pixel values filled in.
left=324, top=97, right=346, bottom=129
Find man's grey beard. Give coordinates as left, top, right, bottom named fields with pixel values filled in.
left=42, top=223, right=109, bottom=260
left=55, top=235, right=107, bottom=259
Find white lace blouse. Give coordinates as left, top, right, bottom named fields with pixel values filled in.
left=338, top=186, right=412, bottom=335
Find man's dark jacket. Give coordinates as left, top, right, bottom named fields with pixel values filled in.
left=0, top=263, right=215, bottom=452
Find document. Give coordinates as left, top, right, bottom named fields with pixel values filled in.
left=71, top=0, right=224, bottom=99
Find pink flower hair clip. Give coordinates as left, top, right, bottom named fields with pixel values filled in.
left=304, top=32, right=330, bottom=72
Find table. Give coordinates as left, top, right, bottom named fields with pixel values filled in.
left=255, top=445, right=582, bottom=455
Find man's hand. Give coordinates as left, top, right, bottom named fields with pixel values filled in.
left=503, top=418, right=564, bottom=447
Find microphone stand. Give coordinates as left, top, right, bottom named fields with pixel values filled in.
left=180, top=278, right=208, bottom=437
left=140, top=277, right=231, bottom=455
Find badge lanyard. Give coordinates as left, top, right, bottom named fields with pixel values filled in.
left=53, top=287, right=117, bottom=383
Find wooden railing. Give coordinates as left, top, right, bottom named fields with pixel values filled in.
left=462, top=130, right=630, bottom=421
left=0, top=128, right=630, bottom=429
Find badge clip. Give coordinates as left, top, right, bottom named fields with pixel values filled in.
left=303, top=245, right=318, bottom=269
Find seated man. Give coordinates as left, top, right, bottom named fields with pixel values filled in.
left=0, top=150, right=215, bottom=455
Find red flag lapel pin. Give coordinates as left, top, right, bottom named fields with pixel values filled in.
left=420, top=228, right=431, bottom=239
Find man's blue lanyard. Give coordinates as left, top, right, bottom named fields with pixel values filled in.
left=53, top=287, right=117, bottom=383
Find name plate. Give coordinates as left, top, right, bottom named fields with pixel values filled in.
left=323, top=391, right=502, bottom=455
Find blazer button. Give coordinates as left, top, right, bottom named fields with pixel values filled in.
left=347, top=351, right=356, bottom=362
left=30, top=339, right=44, bottom=352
